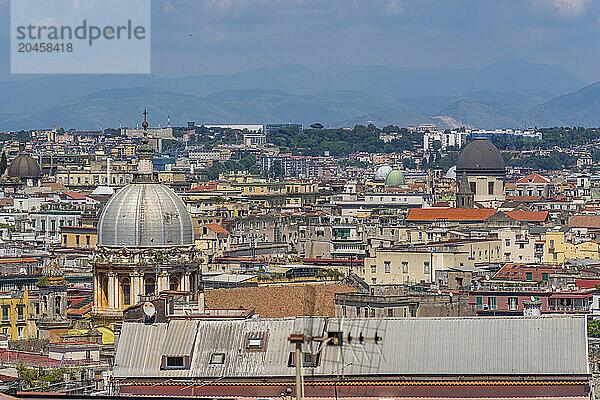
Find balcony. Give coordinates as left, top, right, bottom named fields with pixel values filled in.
left=547, top=305, right=589, bottom=313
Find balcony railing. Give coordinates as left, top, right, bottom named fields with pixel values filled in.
left=547, top=305, right=589, bottom=312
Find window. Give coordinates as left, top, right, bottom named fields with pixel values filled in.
left=423, top=261, right=430, bottom=275
left=488, top=181, right=494, bottom=195
left=508, top=297, right=518, bottom=311
left=370, top=265, right=376, bottom=273
left=247, top=338, right=263, bottom=350
left=525, top=272, right=533, bottom=281
left=122, top=279, right=131, bottom=306
left=384, top=261, right=390, bottom=274
left=55, top=297, right=61, bottom=315
left=1, top=306, right=9, bottom=322
left=17, top=305, right=24, bottom=321
left=387, top=308, right=394, bottom=317
left=402, top=262, right=408, bottom=273
left=476, top=296, right=483, bottom=309
left=370, top=308, right=375, bottom=317
left=169, top=276, right=179, bottom=291
left=75, top=235, right=80, bottom=246
left=209, top=353, right=225, bottom=365
left=519, top=243, right=525, bottom=249
left=541, top=273, right=549, bottom=282
left=488, top=297, right=497, bottom=310
left=165, top=356, right=185, bottom=369
left=17, top=326, right=24, bottom=339
left=356, top=307, right=360, bottom=316
left=86, top=236, right=90, bottom=246
left=145, top=277, right=155, bottom=296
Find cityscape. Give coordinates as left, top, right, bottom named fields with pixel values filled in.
left=3, top=1, right=600, bottom=400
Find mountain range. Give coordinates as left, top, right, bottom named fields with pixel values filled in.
left=1, top=58, right=599, bottom=130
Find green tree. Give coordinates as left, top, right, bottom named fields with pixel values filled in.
left=270, top=160, right=283, bottom=179
left=0, top=151, right=7, bottom=175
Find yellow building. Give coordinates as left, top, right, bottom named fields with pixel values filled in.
left=362, top=240, right=501, bottom=285
left=158, top=171, right=186, bottom=184
left=60, top=226, right=98, bottom=249
left=545, top=231, right=600, bottom=264
left=0, top=291, right=29, bottom=340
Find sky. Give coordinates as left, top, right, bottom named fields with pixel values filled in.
left=0, top=0, right=599, bottom=82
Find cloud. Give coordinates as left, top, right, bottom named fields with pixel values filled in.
left=379, top=0, right=403, bottom=16
left=531, top=0, right=590, bottom=17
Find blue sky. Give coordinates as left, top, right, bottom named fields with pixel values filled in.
left=1, top=0, right=599, bottom=82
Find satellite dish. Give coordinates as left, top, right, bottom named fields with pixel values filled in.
left=530, top=296, right=536, bottom=302
left=143, top=302, right=156, bottom=318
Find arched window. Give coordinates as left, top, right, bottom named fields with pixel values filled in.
left=121, top=278, right=131, bottom=306
left=145, top=277, right=155, bottom=296
left=169, top=276, right=179, bottom=291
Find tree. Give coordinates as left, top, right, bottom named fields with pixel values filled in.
left=270, top=160, right=283, bottom=179
left=0, top=152, right=7, bottom=175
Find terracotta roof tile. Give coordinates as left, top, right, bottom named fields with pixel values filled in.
left=569, top=215, right=600, bottom=228
left=502, top=210, right=549, bottom=222
left=206, top=223, right=230, bottom=234
left=204, top=284, right=355, bottom=318
left=516, top=173, right=551, bottom=184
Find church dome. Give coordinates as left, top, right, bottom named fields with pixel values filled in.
left=385, top=168, right=405, bottom=187
left=445, top=165, right=457, bottom=180
left=456, top=138, right=505, bottom=176
left=7, top=154, right=41, bottom=178
left=374, top=165, right=393, bottom=182
left=98, top=183, right=194, bottom=247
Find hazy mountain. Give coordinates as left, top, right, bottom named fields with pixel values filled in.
left=0, top=59, right=595, bottom=130
left=0, top=87, right=236, bottom=130
left=438, top=99, right=531, bottom=129
left=535, top=82, right=600, bottom=126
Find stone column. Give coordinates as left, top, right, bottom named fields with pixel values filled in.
left=160, top=272, right=169, bottom=292
left=92, top=273, right=99, bottom=310
left=131, top=272, right=139, bottom=305
left=107, top=273, right=116, bottom=309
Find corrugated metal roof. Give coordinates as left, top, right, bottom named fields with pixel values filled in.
left=321, top=316, right=588, bottom=376
left=114, top=316, right=588, bottom=379
left=114, top=323, right=167, bottom=377
left=161, top=320, right=198, bottom=356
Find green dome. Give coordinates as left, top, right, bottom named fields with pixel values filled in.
left=385, top=168, right=405, bottom=187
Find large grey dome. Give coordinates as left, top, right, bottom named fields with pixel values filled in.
left=7, top=154, right=41, bottom=178
left=98, top=183, right=194, bottom=247
left=456, top=138, right=505, bottom=176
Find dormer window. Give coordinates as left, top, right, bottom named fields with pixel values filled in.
left=209, top=353, right=225, bottom=365
left=247, top=338, right=263, bottom=350
left=165, top=356, right=185, bottom=369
